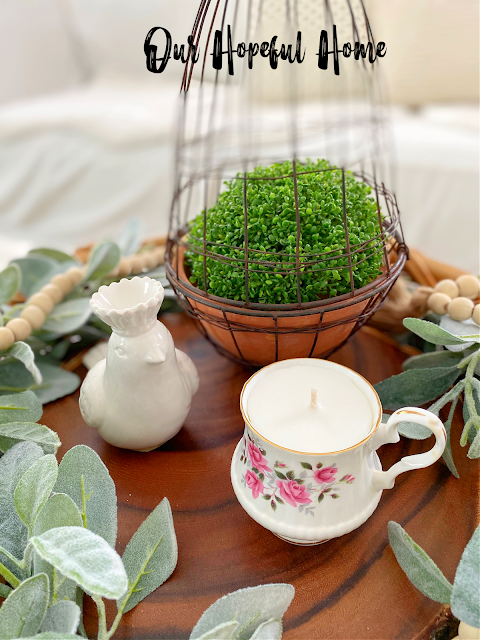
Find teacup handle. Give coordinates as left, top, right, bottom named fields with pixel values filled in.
left=371, top=407, right=446, bottom=491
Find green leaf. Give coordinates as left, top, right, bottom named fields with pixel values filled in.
left=188, top=621, right=238, bottom=640
left=396, top=422, right=432, bottom=440
left=190, top=584, right=295, bottom=640
left=0, top=573, right=49, bottom=639
left=250, top=618, right=283, bottom=640
left=11, top=258, right=57, bottom=298
left=0, top=363, right=80, bottom=405
left=403, top=350, right=464, bottom=371
left=375, top=367, right=460, bottom=411
left=82, top=241, right=120, bottom=282
left=451, top=525, right=480, bottom=627
left=54, top=445, right=117, bottom=547
left=33, top=493, right=83, bottom=602
left=119, top=498, right=177, bottom=614
left=117, top=219, right=142, bottom=257
left=0, top=391, right=42, bottom=425
left=0, top=264, right=20, bottom=306
left=6, top=342, right=42, bottom=384
left=286, top=470, right=295, bottom=481
left=388, top=521, right=453, bottom=604
left=0, top=422, right=60, bottom=455
left=403, top=318, right=467, bottom=346
left=0, top=582, right=12, bottom=598
left=274, top=470, right=287, bottom=480
left=42, top=299, right=92, bottom=337
left=318, top=493, right=324, bottom=503
left=300, top=462, right=312, bottom=470
left=28, top=248, right=75, bottom=264
left=16, top=634, right=81, bottom=639
left=30, top=526, right=128, bottom=600
left=14, top=455, right=58, bottom=530
left=467, top=429, right=480, bottom=459
left=0, top=442, right=44, bottom=567
left=40, top=601, right=80, bottom=635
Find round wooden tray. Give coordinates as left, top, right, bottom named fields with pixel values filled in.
left=44, top=314, right=479, bottom=640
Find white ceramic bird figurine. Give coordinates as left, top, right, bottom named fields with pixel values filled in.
left=79, top=277, right=199, bottom=451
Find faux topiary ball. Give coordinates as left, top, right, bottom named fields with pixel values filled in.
left=187, top=159, right=384, bottom=304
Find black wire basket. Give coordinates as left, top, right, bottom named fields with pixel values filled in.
left=166, top=0, right=407, bottom=367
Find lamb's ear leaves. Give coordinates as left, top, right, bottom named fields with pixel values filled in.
left=28, top=248, right=76, bottom=264
left=0, top=442, right=44, bottom=568
left=118, top=497, right=177, bottom=614
left=82, top=241, right=121, bottom=282
left=402, top=350, right=464, bottom=371
left=451, top=525, right=480, bottom=627
left=33, top=493, right=83, bottom=602
left=117, top=219, right=142, bottom=257
left=14, top=454, right=58, bottom=530
left=190, top=584, right=295, bottom=640
left=0, top=573, right=49, bottom=639
left=250, top=619, right=283, bottom=640
left=403, top=318, right=467, bottom=346
left=388, top=522, right=453, bottom=604
left=6, top=342, right=42, bottom=384
left=42, top=298, right=92, bottom=337
left=40, top=600, right=81, bottom=635
left=17, top=634, right=81, bottom=639
left=0, top=422, right=60, bottom=455
left=31, top=526, right=128, bottom=600
left=11, top=257, right=57, bottom=298
left=374, top=367, right=460, bottom=411
left=193, top=621, right=238, bottom=640
left=0, top=582, right=12, bottom=598
left=0, top=391, right=42, bottom=425
left=54, top=445, right=117, bottom=547
left=34, top=362, right=81, bottom=405
left=0, top=264, right=20, bottom=306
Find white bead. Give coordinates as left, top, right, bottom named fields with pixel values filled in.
left=0, top=327, right=15, bottom=350
left=20, top=305, right=46, bottom=330
left=6, top=318, right=32, bottom=341
left=428, top=292, right=451, bottom=315
left=41, top=284, right=63, bottom=304
left=434, top=279, right=459, bottom=299
left=458, top=621, right=480, bottom=639
left=456, top=275, right=480, bottom=300
left=28, top=292, right=54, bottom=315
left=50, top=274, right=72, bottom=296
left=448, top=297, right=474, bottom=322
left=473, top=304, right=480, bottom=326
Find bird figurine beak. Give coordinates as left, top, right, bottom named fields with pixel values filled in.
left=146, top=345, right=167, bottom=364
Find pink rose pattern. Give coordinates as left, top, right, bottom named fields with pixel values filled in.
left=239, top=434, right=355, bottom=513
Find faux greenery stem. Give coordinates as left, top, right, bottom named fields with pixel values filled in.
left=93, top=595, right=108, bottom=640
left=0, top=561, right=20, bottom=589
left=461, top=348, right=480, bottom=445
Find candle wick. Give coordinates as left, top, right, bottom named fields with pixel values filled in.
left=311, top=387, right=318, bottom=408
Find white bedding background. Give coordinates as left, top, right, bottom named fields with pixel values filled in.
left=0, top=0, right=478, bottom=274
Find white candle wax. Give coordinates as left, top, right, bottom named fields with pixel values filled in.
left=246, top=363, right=374, bottom=453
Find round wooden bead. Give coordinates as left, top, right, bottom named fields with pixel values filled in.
left=131, top=255, right=145, bottom=274
left=118, top=258, right=133, bottom=277
left=28, top=292, right=54, bottom=315
left=448, top=297, right=474, bottom=322
left=40, top=284, right=63, bottom=304
left=456, top=274, right=480, bottom=300
left=473, top=304, right=480, bottom=326
left=0, top=327, right=15, bottom=350
left=50, top=274, right=72, bottom=296
left=434, top=279, right=459, bottom=299
left=458, top=621, right=480, bottom=640
left=153, top=246, right=165, bottom=265
left=144, top=251, right=158, bottom=271
left=6, top=318, right=32, bottom=341
left=427, top=292, right=451, bottom=315
left=20, top=305, right=46, bottom=330
left=65, top=266, right=84, bottom=287
left=107, top=265, right=120, bottom=278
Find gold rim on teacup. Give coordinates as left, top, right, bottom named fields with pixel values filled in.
left=239, top=358, right=383, bottom=457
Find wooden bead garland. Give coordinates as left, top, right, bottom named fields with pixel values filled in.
left=427, top=275, right=480, bottom=325
left=0, top=243, right=166, bottom=351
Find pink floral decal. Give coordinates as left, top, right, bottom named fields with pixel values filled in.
left=239, top=433, right=355, bottom=514
left=313, top=466, right=337, bottom=485
left=277, top=480, right=312, bottom=507
left=245, top=470, right=264, bottom=499
left=247, top=441, right=272, bottom=473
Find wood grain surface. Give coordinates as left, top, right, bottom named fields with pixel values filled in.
left=43, top=313, right=480, bottom=640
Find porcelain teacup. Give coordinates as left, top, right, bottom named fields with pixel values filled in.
left=230, top=359, right=446, bottom=545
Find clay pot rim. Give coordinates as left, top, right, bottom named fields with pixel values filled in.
left=167, top=241, right=407, bottom=317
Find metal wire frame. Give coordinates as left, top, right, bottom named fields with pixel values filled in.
left=166, top=0, right=406, bottom=365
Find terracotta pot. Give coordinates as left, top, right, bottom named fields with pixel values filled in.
left=174, top=247, right=397, bottom=367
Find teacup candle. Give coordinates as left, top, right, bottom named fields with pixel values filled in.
left=231, top=359, right=446, bottom=545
